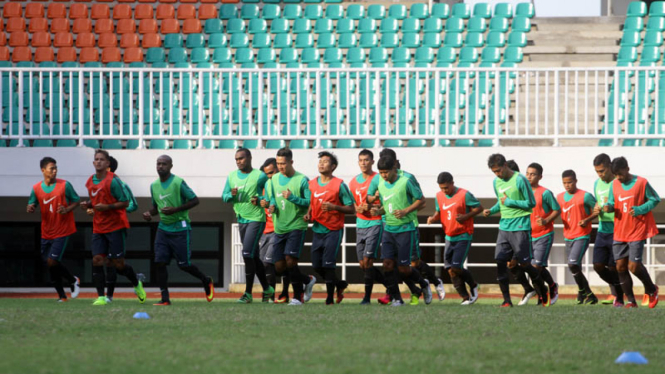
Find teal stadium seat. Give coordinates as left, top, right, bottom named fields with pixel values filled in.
left=164, top=34, right=183, bottom=49
left=402, top=17, right=421, bottom=33
left=230, top=33, right=249, bottom=48
left=423, top=33, right=442, bottom=48
left=336, top=18, right=355, bottom=33
left=315, top=18, right=334, bottom=34
left=186, top=34, right=205, bottom=49
left=339, top=34, right=357, bottom=48
left=227, top=19, right=245, bottom=34
left=516, top=2, right=535, bottom=18
left=283, top=5, right=303, bottom=20
left=494, top=3, right=513, bottom=18
left=506, top=31, right=525, bottom=47
left=249, top=19, right=268, bottom=34
left=241, top=4, right=260, bottom=20
left=445, top=17, right=465, bottom=33
left=262, top=4, right=281, bottom=20
left=410, top=4, right=429, bottom=19
left=644, top=30, right=663, bottom=46
left=359, top=34, right=378, bottom=48
left=208, top=33, right=227, bottom=48
left=325, top=5, right=344, bottom=20
left=452, top=3, right=471, bottom=19
left=465, top=32, right=485, bottom=48
left=623, top=17, right=644, bottom=32
left=444, top=32, right=463, bottom=48
left=512, top=16, right=532, bottom=32
left=305, top=5, right=323, bottom=20
left=368, top=5, right=386, bottom=20
left=252, top=33, right=272, bottom=49
left=468, top=16, right=487, bottom=33
left=489, top=17, right=509, bottom=32
left=204, top=19, right=223, bottom=34
left=473, top=3, right=492, bottom=18
left=358, top=18, right=377, bottom=33
left=317, top=33, right=336, bottom=49
left=424, top=17, right=443, bottom=33
left=346, top=4, right=365, bottom=20
left=294, top=34, right=313, bottom=48
left=650, top=1, right=665, bottom=16
left=220, top=4, right=238, bottom=20
left=431, top=3, right=450, bottom=19
left=380, top=17, right=398, bottom=33
left=293, top=18, right=312, bottom=34
left=274, top=34, right=293, bottom=48
left=380, top=33, right=399, bottom=48
left=389, top=5, right=407, bottom=20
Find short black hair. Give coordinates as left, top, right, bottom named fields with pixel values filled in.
left=95, top=149, right=110, bottom=161
left=109, top=156, right=118, bottom=173
left=358, top=149, right=373, bottom=160
left=562, top=169, right=577, bottom=180
left=527, top=162, right=543, bottom=176
left=236, top=147, right=251, bottom=158
left=437, top=172, right=453, bottom=184
left=276, top=147, right=292, bottom=160
left=377, top=156, right=396, bottom=171
left=506, top=160, right=520, bottom=172
left=611, top=156, right=629, bottom=174
left=318, top=151, right=338, bottom=167
left=593, top=153, right=611, bottom=167
left=260, top=158, right=277, bottom=172
left=379, top=148, right=397, bottom=160
left=487, top=153, right=506, bottom=168
left=40, top=157, right=56, bottom=169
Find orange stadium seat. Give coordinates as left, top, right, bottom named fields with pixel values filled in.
left=28, top=18, right=49, bottom=33
left=138, top=19, right=158, bottom=34
left=79, top=47, right=99, bottom=63
left=200, top=0, right=220, bottom=3
left=117, top=19, right=136, bottom=34
left=120, top=33, right=140, bottom=48
left=6, top=18, right=26, bottom=33
left=180, top=0, right=199, bottom=4
left=118, top=0, right=137, bottom=3
left=138, top=0, right=157, bottom=3
left=141, top=33, right=161, bottom=48
left=98, top=33, right=117, bottom=48
left=95, top=19, right=114, bottom=34
left=69, top=4, right=89, bottom=19
left=159, top=0, right=177, bottom=4
left=57, top=47, right=77, bottom=63
left=46, top=3, right=67, bottom=19
left=221, top=0, right=240, bottom=4
left=0, top=46, right=9, bottom=61
left=198, top=4, right=218, bottom=20
left=124, top=47, right=143, bottom=63
left=25, top=3, right=45, bottom=19
left=50, top=18, right=70, bottom=34
left=73, top=18, right=92, bottom=34
left=182, top=19, right=202, bottom=34
left=0, top=20, right=4, bottom=32
left=160, top=19, right=180, bottom=34
left=177, top=5, right=196, bottom=20
left=9, top=31, right=29, bottom=47
left=53, top=32, right=74, bottom=47
left=113, top=4, right=133, bottom=20
left=3, top=3, right=23, bottom=19
left=31, top=31, right=51, bottom=47
left=34, top=47, right=55, bottom=63
left=156, top=5, right=175, bottom=20
left=102, top=47, right=121, bottom=63
left=12, top=46, right=32, bottom=62
left=91, top=4, right=111, bottom=20
left=76, top=32, right=95, bottom=48
left=0, top=32, right=6, bottom=46
left=135, top=4, right=154, bottom=20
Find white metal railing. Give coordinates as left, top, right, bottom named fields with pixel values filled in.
left=2, top=66, right=665, bottom=148
left=231, top=223, right=665, bottom=285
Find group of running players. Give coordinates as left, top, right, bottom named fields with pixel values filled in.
left=29, top=147, right=660, bottom=308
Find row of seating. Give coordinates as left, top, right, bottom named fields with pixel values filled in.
left=3, top=3, right=218, bottom=21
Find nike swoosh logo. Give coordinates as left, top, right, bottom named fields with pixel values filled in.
left=562, top=205, right=575, bottom=213
left=359, top=187, right=367, bottom=190
left=314, top=191, right=327, bottom=198
left=43, top=197, right=56, bottom=204
left=441, top=203, right=456, bottom=210
left=598, top=189, right=609, bottom=195
left=498, top=187, right=511, bottom=194
left=618, top=195, right=633, bottom=202
left=91, top=189, right=100, bottom=197
left=159, top=194, right=171, bottom=200
left=384, top=194, right=395, bottom=201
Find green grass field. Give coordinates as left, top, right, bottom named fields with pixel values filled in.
left=0, top=298, right=663, bottom=374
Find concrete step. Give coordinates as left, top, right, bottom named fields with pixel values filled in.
left=528, top=53, right=615, bottom=62
left=525, top=46, right=620, bottom=55
left=520, top=61, right=619, bottom=68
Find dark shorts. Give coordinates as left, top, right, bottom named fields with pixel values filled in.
left=593, top=231, right=615, bottom=266
left=311, top=230, right=343, bottom=269
left=273, top=229, right=306, bottom=260
left=565, top=238, right=590, bottom=266
left=259, top=232, right=275, bottom=264
left=444, top=239, right=471, bottom=269
left=154, top=229, right=192, bottom=266
left=494, top=230, right=532, bottom=263
left=381, top=230, right=417, bottom=267
left=613, top=240, right=645, bottom=263
left=92, top=229, right=127, bottom=259
left=41, top=236, right=70, bottom=262
left=240, top=221, right=266, bottom=258
left=531, top=235, right=554, bottom=267
left=356, top=225, right=382, bottom=261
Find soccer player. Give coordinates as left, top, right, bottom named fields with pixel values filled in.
left=266, top=148, right=316, bottom=306
left=525, top=163, right=561, bottom=305
left=81, top=150, right=146, bottom=306
left=349, top=149, right=385, bottom=305
left=427, top=172, right=482, bottom=305
left=557, top=170, right=599, bottom=305
left=223, top=148, right=273, bottom=304
left=603, top=157, right=660, bottom=308
left=591, top=154, right=624, bottom=307
left=142, top=155, right=214, bottom=306
left=304, top=151, right=355, bottom=305
left=371, top=156, right=432, bottom=306
left=259, top=158, right=288, bottom=303
left=27, top=157, right=81, bottom=302
left=483, top=154, right=549, bottom=307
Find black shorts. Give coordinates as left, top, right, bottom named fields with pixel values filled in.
left=593, top=232, right=616, bottom=267
left=356, top=225, right=382, bottom=261
left=41, top=236, right=70, bottom=262
left=273, top=230, right=306, bottom=260
left=311, top=230, right=343, bottom=269
left=381, top=230, right=417, bottom=267
left=92, top=229, right=127, bottom=259
left=240, top=221, right=266, bottom=259
left=154, top=229, right=191, bottom=266
left=444, top=239, right=471, bottom=269
left=495, top=230, right=532, bottom=263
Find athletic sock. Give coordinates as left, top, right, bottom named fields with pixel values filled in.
left=540, top=268, right=555, bottom=287
left=363, top=269, right=374, bottom=300
left=243, top=257, right=256, bottom=295
left=49, top=266, right=67, bottom=299
left=631, top=264, right=657, bottom=295
left=324, top=268, right=336, bottom=303
left=510, top=265, right=534, bottom=293
left=524, top=264, right=548, bottom=297
left=461, top=269, right=477, bottom=289
left=92, top=266, right=105, bottom=297
left=371, top=267, right=385, bottom=286
left=417, top=261, right=438, bottom=285
left=280, top=273, right=291, bottom=298
left=253, top=257, right=269, bottom=290
left=609, top=269, right=624, bottom=300
left=289, top=266, right=304, bottom=301
left=383, top=269, right=400, bottom=301
left=618, top=270, right=636, bottom=303
left=410, top=267, right=429, bottom=289
left=452, top=275, right=469, bottom=299
left=496, top=262, right=511, bottom=303
left=401, top=271, right=421, bottom=296
left=56, top=263, right=76, bottom=284
left=156, top=263, right=170, bottom=302
left=265, top=263, right=276, bottom=292
left=180, top=264, right=208, bottom=285
left=595, top=266, right=616, bottom=291
left=117, top=264, right=139, bottom=287
left=569, top=265, right=592, bottom=294
left=106, top=265, right=117, bottom=299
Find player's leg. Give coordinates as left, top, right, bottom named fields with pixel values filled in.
left=43, top=239, right=66, bottom=301
left=258, top=232, right=275, bottom=302
left=495, top=231, right=514, bottom=307
left=566, top=239, right=595, bottom=304
left=592, top=232, right=623, bottom=306
left=324, top=230, right=347, bottom=304
left=614, top=241, right=636, bottom=306
left=413, top=230, right=444, bottom=299
left=285, top=230, right=312, bottom=305
left=626, top=241, right=659, bottom=308
left=512, top=230, right=548, bottom=305
left=311, top=233, right=327, bottom=302
left=396, top=231, right=431, bottom=305
left=108, top=229, right=145, bottom=304
left=445, top=240, right=468, bottom=302
left=171, top=230, right=214, bottom=302
left=153, top=229, right=172, bottom=305
left=532, top=235, right=556, bottom=305
left=91, top=233, right=109, bottom=305
left=359, top=225, right=383, bottom=304
left=381, top=232, right=402, bottom=305
left=105, top=258, right=117, bottom=302
left=238, top=223, right=256, bottom=301
left=268, top=233, right=289, bottom=303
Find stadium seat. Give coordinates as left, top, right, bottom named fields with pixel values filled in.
left=230, top=33, right=249, bottom=48
left=316, top=33, right=335, bottom=49
left=516, top=2, right=536, bottom=18
left=315, top=18, right=334, bottom=34
left=452, top=3, right=471, bottom=19
left=468, top=16, right=487, bottom=33
left=305, top=5, right=324, bottom=20
left=346, top=4, right=365, bottom=20
left=325, top=5, right=344, bottom=20
left=4, top=3, right=23, bottom=19
left=368, top=5, right=386, bottom=20
left=98, top=33, right=117, bottom=48
left=465, top=32, right=484, bottom=48
left=293, top=18, right=312, bottom=34
left=431, top=3, right=450, bottom=19
left=34, top=47, right=54, bottom=63
left=494, top=3, right=514, bottom=18
left=95, top=19, right=113, bottom=34
left=506, top=31, right=525, bottom=47
left=249, top=19, right=268, bottom=34
left=380, top=17, right=398, bottom=33
left=272, top=33, right=291, bottom=48
left=69, top=4, right=88, bottom=20
left=135, top=5, right=154, bottom=20
left=283, top=5, right=303, bottom=20
left=57, top=47, right=77, bottom=63
left=138, top=19, right=158, bottom=35
left=12, top=46, right=32, bottom=62
left=91, top=4, right=110, bottom=20
left=183, top=19, right=202, bottom=34
left=473, top=3, right=492, bottom=18
left=489, top=17, right=510, bottom=32
left=6, top=18, right=26, bottom=33
left=50, top=18, right=69, bottom=34
left=121, top=33, right=140, bottom=49
left=358, top=18, right=377, bottom=33
left=444, top=32, right=463, bottom=48
left=644, top=30, right=663, bottom=46
left=624, top=16, right=644, bottom=31
left=9, top=32, right=29, bottom=47
left=389, top=5, right=407, bottom=20
left=161, top=19, right=181, bottom=34
left=650, top=1, right=665, bottom=16
left=512, top=16, right=532, bottom=32
left=445, top=17, right=464, bottom=32
left=31, top=32, right=51, bottom=47
left=359, top=33, right=378, bottom=48
left=241, top=4, right=260, bottom=20
left=29, top=18, right=48, bottom=33
left=113, top=4, right=132, bottom=20
left=117, top=19, right=136, bottom=34
left=422, top=33, right=441, bottom=48
left=338, top=33, right=357, bottom=48
left=73, top=19, right=92, bottom=34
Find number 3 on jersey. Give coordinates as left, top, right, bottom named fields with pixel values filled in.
left=281, top=199, right=286, bottom=210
